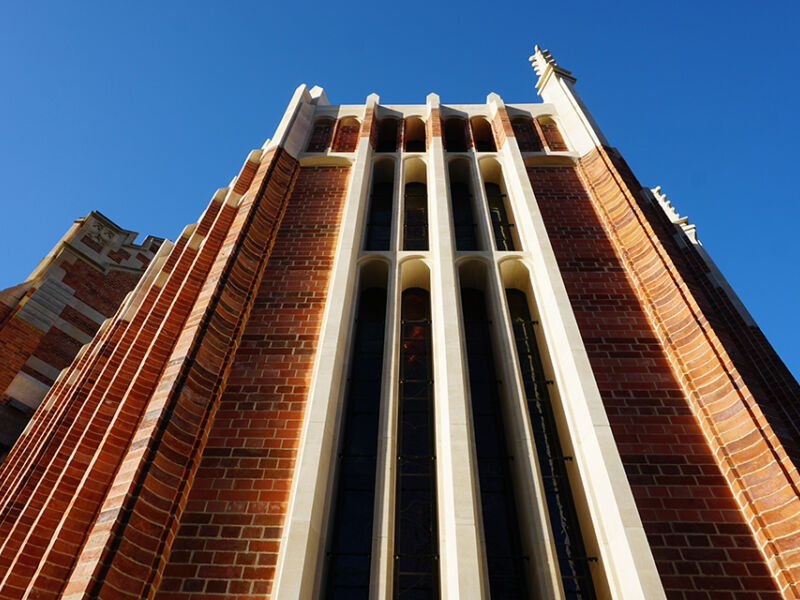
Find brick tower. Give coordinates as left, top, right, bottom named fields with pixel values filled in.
left=0, top=212, right=163, bottom=460
left=0, top=47, right=798, bottom=599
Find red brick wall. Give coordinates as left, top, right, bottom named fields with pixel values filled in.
left=60, top=259, right=141, bottom=317
left=529, top=164, right=783, bottom=598
left=490, top=106, right=514, bottom=148
left=511, top=117, right=543, bottom=152
left=426, top=107, right=441, bottom=146
left=306, top=119, right=334, bottom=152
left=610, top=154, right=800, bottom=467
left=30, top=327, right=83, bottom=375
left=156, top=165, right=350, bottom=599
left=538, top=117, right=568, bottom=151
left=332, top=121, right=360, bottom=152
left=0, top=317, right=45, bottom=395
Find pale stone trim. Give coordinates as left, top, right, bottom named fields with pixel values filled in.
left=272, top=91, right=374, bottom=599
left=496, top=97, right=665, bottom=596
left=426, top=111, right=486, bottom=598
left=2, top=372, right=50, bottom=410
left=370, top=254, right=399, bottom=600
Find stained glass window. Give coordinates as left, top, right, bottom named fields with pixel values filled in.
left=394, top=288, right=439, bottom=599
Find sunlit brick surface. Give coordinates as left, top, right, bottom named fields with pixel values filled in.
left=156, top=165, right=350, bottom=599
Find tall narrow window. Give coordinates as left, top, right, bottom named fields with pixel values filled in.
left=537, top=117, right=568, bottom=151
left=461, top=286, right=528, bottom=598
left=511, top=116, right=543, bottom=152
left=506, top=289, right=596, bottom=599
left=377, top=118, right=399, bottom=153
left=444, top=118, right=468, bottom=152
left=485, top=183, right=515, bottom=251
left=306, top=118, right=335, bottom=152
left=403, top=182, right=428, bottom=251
left=395, top=288, right=438, bottom=599
left=448, top=160, right=478, bottom=251
left=471, top=117, right=496, bottom=152
left=404, top=118, right=426, bottom=152
left=325, top=284, right=388, bottom=598
left=365, top=160, right=394, bottom=251
left=481, top=159, right=520, bottom=251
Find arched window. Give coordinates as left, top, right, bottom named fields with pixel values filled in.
left=403, top=159, right=428, bottom=251
left=471, top=117, right=496, bottom=152
left=376, top=118, right=399, bottom=153
left=395, top=285, right=438, bottom=599
left=460, top=269, right=529, bottom=598
left=325, top=263, right=389, bottom=597
left=332, top=117, right=360, bottom=152
left=480, top=159, right=520, bottom=251
left=505, top=286, right=596, bottom=599
left=444, top=117, right=468, bottom=152
left=537, top=117, right=568, bottom=151
left=404, top=117, right=426, bottom=152
left=448, top=159, right=479, bottom=251
left=365, top=159, right=394, bottom=251
left=511, top=116, right=543, bottom=152
left=306, top=118, right=335, bottom=152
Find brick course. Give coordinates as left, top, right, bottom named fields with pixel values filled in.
left=529, top=160, right=795, bottom=598
left=156, top=165, right=349, bottom=599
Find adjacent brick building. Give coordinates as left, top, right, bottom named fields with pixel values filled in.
left=0, top=212, right=164, bottom=459
left=0, top=47, right=798, bottom=599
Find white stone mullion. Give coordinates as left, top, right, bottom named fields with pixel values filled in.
left=371, top=256, right=400, bottom=600
left=272, top=94, right=377, bottom=599
left=426, top=94, right=486, bottom=600
left=485, top=256, right=564, bottom=600
left=492, top=81, right=665, bottom=598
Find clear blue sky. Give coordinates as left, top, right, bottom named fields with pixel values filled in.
left=1, top=1, right=798, bottom=379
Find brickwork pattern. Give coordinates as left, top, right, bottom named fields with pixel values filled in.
left=538, top=117, right=568, bottom=151
left=576, top=147, right=800, bottom=598
left=426, top=107, right=441, bottom=145
left=490, top=105, right=514, bottom=148
left=65, top=150, right=300, bottom=600
left=530, top=164, right=784, bottom=598
left=332, top=121, right=359, bottom=152
left=155, top=165, right=350, bottom=599
left=305, top=119, right=334, bottom=153
left=511, top=117, right=544, bottom=152
left=0, top=318, right=45, bottom=396
left=610, top=155, right=800, bottom=468
left=0, top=148, right=298, bottom=600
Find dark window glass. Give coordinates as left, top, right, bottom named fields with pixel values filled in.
left=394, top=288, right=439, bottom=599
left=403, top=183, right=428, bottom=251
left=444, top=119, right=468, bottom=152
left=461, top=288, right=528, bottom=598
left=405, top=119, right=426, bottom=152
left=377, top=119, right=399, bottom=152
left=450, top=182, right=477, bottom=251
left=506, top=289, right=597, bottom=600
left=366, top=182, right=392, bottom=251
left=485, top=183, right=516, bottom=251
left=325, top=287, right=388, bottom=599
left=471, top=119, right=496, bottom=152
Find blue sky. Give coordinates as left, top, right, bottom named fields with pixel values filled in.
left=1, top=1, right=798, bottom=379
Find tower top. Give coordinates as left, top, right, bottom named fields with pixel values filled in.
left=529, top=45, right=557, bottom=77
left=529, top=45, right=576, bottom=86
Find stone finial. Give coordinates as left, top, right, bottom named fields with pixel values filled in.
left=529, top=45, right=557, bottom=77
left=529, top=45, right=575, bottom=86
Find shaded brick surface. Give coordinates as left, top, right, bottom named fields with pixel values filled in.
left=530, top=163, right=784, bottom=599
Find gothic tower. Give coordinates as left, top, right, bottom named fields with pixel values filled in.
left=0, top=47, right=798, bottom=599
